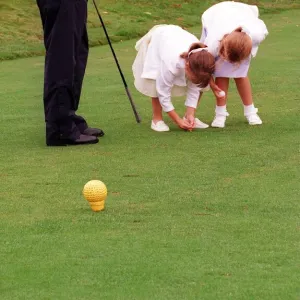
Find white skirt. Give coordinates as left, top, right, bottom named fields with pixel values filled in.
left=132, top=25, right=187, bottom=98
left=214, top=56, right=251, bottom=78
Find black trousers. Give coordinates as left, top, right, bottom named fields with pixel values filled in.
left=37, top=0, right=90, bottom=142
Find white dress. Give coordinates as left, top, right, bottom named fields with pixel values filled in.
left=132, top=25, right=205, bottom=112
left=200, top=1, right=269, bottom=78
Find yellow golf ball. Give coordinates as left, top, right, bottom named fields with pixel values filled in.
left=83, top=180, right=107, bottom=212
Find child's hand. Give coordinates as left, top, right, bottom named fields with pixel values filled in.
left=184, top=107, right=196, bottom=129
left=209, top=77, right=226, bottom=101
left=168, top=110, right=193, bottom=131
left=185, top=114, right=195, bottom=128
left=212, top=86, right=226, bottom=101
left=177, top=118, right=193, bottom=130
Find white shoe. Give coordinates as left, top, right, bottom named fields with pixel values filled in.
left=245, top=108, right=262, bottom=125
left=183, top=117, right=209, bottom=129
left=194, top=118, right=209, bottom=129
left=211, top=112, right=229, bottom=128
left=151, top=120, right=170, bottom=132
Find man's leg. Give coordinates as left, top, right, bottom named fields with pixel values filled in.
left=72, top=18, right=89, bottom=132
left=72, top=3, right=104, bottom=137
left=37, top=0, right=98, bottom=145
left=37, top=0, right=79, bottom=143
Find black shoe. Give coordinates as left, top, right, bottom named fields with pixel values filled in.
left=83, top=127, right=105, bottom=137
left=47, top=134, right=99, bottom=146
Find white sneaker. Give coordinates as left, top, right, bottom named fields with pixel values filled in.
left=151, top=120, right=170, bottom=132
left=246, top=113, right=263, bottom=125
left=211, top=112, right=229, bottom=128
left=183, top=117, right=209, bottom=129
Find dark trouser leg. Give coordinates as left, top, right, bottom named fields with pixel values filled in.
left=71, top=18, right=104, bottom=137
left=71, top=24, right=89, bottom=132
left=37, top=0, right=87, bottom=142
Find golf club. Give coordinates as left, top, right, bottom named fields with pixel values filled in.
left=92, top=0, right=141, bottom=123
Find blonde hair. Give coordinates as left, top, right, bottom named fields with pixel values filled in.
left=180, top=43, right=215, bottom=88
left=219, top=27, right=252, bottom=64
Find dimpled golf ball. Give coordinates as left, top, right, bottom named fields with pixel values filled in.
left=83, top=180, right=107, bottom=212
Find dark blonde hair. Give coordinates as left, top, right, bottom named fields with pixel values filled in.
left=219, top=27, right=252, bottom=64
left=180, top=43, right=215, bottom=88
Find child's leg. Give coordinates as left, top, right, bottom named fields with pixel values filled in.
left=234, top=77, right=253, bottom=105
left=215, top=77, right=230, bottom=106
left=211, top=77, right=230, bottom=128
left=234, top=77, right=262, bottom=125
left=152, top=97, right=163, bottom=122
left=151, top=97, right=169, bottom=132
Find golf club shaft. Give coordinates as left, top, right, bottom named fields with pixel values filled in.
left=92, top=0, right=141, bottom=123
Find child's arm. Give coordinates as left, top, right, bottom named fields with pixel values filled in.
left=156, top=64, right=175, bottom=113
left=184, top=81, right=202, bottom=127
left=168, top=110, right=192, bottom=129
left=156, top=63, right=193, bottom=130
left=184, top=106, right=196, bottom=128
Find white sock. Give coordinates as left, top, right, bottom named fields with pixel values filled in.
left=215, top=105, right=227, bottom=115
left=244, top=104, right=256, bottom=116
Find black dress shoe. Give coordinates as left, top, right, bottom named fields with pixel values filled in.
left=83, top=127, right=105, bottom=137
left=69, top=134, right=99, bottom=145
left=47, top=134, right=99, bottom=146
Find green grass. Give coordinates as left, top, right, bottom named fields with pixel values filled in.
left=1, top=0, right=300, bottom=60
left=1, top=8, right=300, bottom=300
